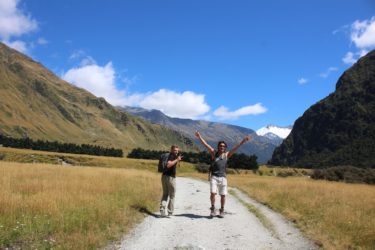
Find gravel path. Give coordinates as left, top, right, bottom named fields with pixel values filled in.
left=117, top=177, right=317, bottom=250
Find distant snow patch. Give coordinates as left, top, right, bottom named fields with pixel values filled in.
left=256, top=125, right=292, bottom=139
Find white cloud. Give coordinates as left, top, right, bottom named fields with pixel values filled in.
left=139, top=89, right=210, bottom=119
left=343, top=16, right=375, bottom=64
left=213, top=103, right=267, bottom=119
left=62, top=61, right=211, bottom=119
left=0, top=0, right=38, bottom=40
left=319, top=67, right=338, bottom=78
left=61, top=59, right=269, bottom=120
left=37, top=37, right=48, bottom=45
left=3, top=39, right=27, bottom=53
left=351, top=17, right=375, bottom=49
left=62, top=62, right=130, bottom=106
left=80, top=56, right=97, bottom=66
left=122, top=75, right=139, bottom=86
left=342, top=50, right=369, bottom=65
left=343, top=52, right=356, bottom=64
left=298, top=78, right=308, bottom=85
left=359, top=49, right=368, bottom=57
left=69, top=50, right=85, bottom=60
left=69, top=50, right=97, bottom=66
left=332, top=24, right=349, bottom=35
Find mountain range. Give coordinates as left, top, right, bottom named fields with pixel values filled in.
left=270, top=49, right=375, bottom=168
left=120, top=106, right=285, bottom=163
left=256, top=125, right=292, bottom=144
left=0, top=42, right=195, bottom=152
left=3, top=41, right=371, bottom=168
left=0, top=42, right=287, bottom=163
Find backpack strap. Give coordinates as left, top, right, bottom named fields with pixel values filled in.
left=162, top=153, right=170, bottom=172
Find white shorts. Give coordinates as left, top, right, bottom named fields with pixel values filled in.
left=210, top=176, right=227, bottom=195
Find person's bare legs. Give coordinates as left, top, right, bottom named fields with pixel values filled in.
left=220, top=195, right=225, bottom=209
left=218, top=195, right=225, bottom=218
left=210, top=193, right=216, bottom=216
left=210, top=193, right=216, bottom=206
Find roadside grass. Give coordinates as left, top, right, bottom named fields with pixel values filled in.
left=228, top=174, right=375, bottom=250
left=187, top=171, right=375, bottom=249
left=228, top=189, right=276, bottom=237
left=2, top=147, right=374, bottom=249
left=256, top=165, right=313, bottom=177
left=0, top=161, right=162, bottom=249
left=0, top=146, right=196, bottom=173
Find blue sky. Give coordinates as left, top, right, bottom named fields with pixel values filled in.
left=1, top=0, right=375, bottom=130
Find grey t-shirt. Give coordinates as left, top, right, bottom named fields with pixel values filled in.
left=211, top=152, right=228, bottom=177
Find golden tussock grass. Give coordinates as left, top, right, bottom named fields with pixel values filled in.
left=0, top=146, right=197, bottom=173
left=188, top=171, right=375, bottom=249
left=2, top=147, right=374, bottom=249
left=0, top=161, right=161, bottom=249
left=228, top=174, right=375, bottom=250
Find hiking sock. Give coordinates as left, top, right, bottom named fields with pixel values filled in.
left=210, top=205, right=215, bottom=216
left=218, top=207, right=225, bottom=218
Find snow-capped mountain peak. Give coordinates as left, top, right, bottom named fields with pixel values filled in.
left=256, top=125, right=292, bottom=139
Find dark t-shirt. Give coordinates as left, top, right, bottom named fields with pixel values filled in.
left=211, top=152, right=228, bottom=177
left=163, top=153, right=177, bottom=177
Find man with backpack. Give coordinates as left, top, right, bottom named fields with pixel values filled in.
left=159, top=145, right=183, bottom=217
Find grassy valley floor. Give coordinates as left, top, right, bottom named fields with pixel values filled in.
left=188, top=172, right=375, bottom=250
left=0, top=147, right=374, bottom=249
left=0, top=162, right=162, bottom=249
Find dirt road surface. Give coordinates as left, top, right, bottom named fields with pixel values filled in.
left=117, top=177, right=317, bottom=250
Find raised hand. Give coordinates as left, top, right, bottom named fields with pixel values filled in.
left=195, top=131, right=201, bottom=138
left=242, top=135, right=251, bottom=144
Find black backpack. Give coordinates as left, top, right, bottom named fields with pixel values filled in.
left=158, top=153, right=170, bottom=173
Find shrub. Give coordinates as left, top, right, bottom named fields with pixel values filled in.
left=226, top=168, right=240, bottom=175
left=195, top=164, right=210, bottom=173
left=311, top=166, right=375, bottom=184
left=277, top=171, right=298, bottom=177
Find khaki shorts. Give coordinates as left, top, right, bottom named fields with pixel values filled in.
left=210, top=176, right=227, bottom=195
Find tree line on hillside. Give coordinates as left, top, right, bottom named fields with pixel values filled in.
left=0, top=134, right=123, bottom=157
left=127, top=147, right=259, bottom=170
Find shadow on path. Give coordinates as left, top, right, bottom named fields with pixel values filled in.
left=132, top=205, right=212, bottom=219
left=174, top=213, right=212, bottom=219
left=132, top=205, right=160, bottom=218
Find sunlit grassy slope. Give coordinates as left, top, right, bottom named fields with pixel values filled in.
left=0, top=42, right=196, bottom=152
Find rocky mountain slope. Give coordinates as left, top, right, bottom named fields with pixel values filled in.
left=120, top=106, right=278, bottom=163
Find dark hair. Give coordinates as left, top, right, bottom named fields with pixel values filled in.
left=217, top=141, right=227, bottom=148
left=215, top=141, right=227, bottom=157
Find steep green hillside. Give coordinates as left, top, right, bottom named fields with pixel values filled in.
left=269, top=50, right=375, bottom=168
left=0, top=43, right=195, bottom=152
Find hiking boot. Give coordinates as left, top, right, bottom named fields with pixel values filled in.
left=210, top=206, right=216, bottom=217
left=160, top=208, right=167, bottom=217
left=218, top=208, right=225, bottom=218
